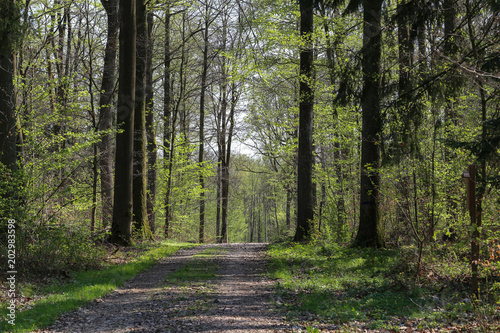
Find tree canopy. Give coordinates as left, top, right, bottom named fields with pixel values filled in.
left=0, top=0, right=498, bottom=250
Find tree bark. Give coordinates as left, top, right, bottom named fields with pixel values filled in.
left=133, top=0, right=151, bottom=239
left=198, top=3, right=209, bottom=243
left=0, top=0, right=19, bottom=223
left=111, top=0, right=136, bottom=246
left=163, top=5, right=173, bottom=238
left=218, top=74, right=228, bottom=243
left=220, top=84, right=236, bottom=244
left=145, top=12, right=156, bottom=233
left=294, top=0, right=314, bottom=242
left=98, top=0, right=119, bottom=229
left=0, top=54, right=17, bottom=172
left=353, top=0, right=385, bottom=248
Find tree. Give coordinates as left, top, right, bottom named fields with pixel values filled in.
left=353, top=0, right=385, bottom=248
left=0, top=0, right=21, bottom=225
left=133, top=0, right=152, bottom=239
left=98, top=0, right=119, bottom=229
left=198, top=0, right=210, bottom=243
left=294, top=0, right=314, bottom=242
left=214, top=3, right=243, bottom=243
left=0, top=0, right=19, bottom=174
left=163, top=3, right=174, bottom=238
left=146, top=12, right=157, bottom=233
left=111, top=0, right=136, bottom=246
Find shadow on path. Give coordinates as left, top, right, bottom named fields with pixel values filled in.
left=36, top=243, right=291, bottom=333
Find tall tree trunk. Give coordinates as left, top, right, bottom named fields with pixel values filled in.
left=111, top=0, right=136, bottom=246
left=294, top=0, right=314, bottom=242
left=217, top=17, right=228, bottom=244
left=443, top=0, right=460, bottom=227
left=146, top=12, right=156, bottom=233
left=466, top=0, right=488, bottom=297
left=198, top=3, right=209, bottom=243
left=163, top=5, right=173, bottom=237
left=396, top=0, right=414, bottom=238
left=354, top=0, right=385, bottom=248
left=98, top=0, right=119, bottom=229
left=218, top=78, right=228, bottom=243
left=86, top=22, right=98, bottom=233
left=0, top=0, right=19, bottom=222
left=133, top=0, right=151, bottom=239
left=220, top=82, right=237, bottom=244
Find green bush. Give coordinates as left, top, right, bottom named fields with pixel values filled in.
left=15, top=224, right=106, bottom=278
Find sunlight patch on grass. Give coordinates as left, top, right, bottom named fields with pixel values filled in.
left=267, top=242, right=497, bottom=330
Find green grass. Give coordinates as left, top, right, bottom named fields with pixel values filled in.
left=159, top=247, right=227, bottom=313
left=268, top=242, right=500, bottom=331
left=163, top=247, right=227, bottom=286
left=0, top=241, right=194, bottom=333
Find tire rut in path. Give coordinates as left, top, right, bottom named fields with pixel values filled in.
left=36, top=243, right=290, bottom=333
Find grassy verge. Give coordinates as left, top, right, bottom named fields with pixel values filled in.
left=0, top=241, right=194, bottom=333
left=268, top=242, right=500, bottom=332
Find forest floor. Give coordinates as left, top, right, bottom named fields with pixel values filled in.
left=13, top=242, right=499, bottom=333
left=34, top=243, right=295, bottom=333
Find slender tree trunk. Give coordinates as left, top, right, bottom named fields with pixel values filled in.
left=275, top=198, right=280, bottom=236
left=249, top=196, right=255, bottom=242
left=86, top=28, right=98, bottom=233
left=354, top=0, right=385, bottom=248
left=217, top=18, right=228, bottom=243
left=218, top=83, right=228, bottom=243
left=220, top=164, right=229, bottom=243
left=98, top=0, right=119, bottom=229
left=396, top=0, right=413, bottom=238
left=286, top=189, right=292, bottom=230
left=163, top=5, right=173, bottom=237
left=397, top=0, right=413, bottom=144
left=133, top=0, right=151, bottom=239
left=443, top=0, right=459, bottom=227
left=257, top=210, right=262, bottom=243
left=198, top=4, right=209, bottom=243
left=216, top=162, right=221, bottom=241
left=91, top=143, right=98, bottom=233
left=111, top=0, right=136, bottom=246
left=466, top=0, right=488, bottom=297
left=145, top=12, right=156, bottom=233
left=294, top=0, right=314, bottom=242
left=223, top=83, right=237, bottom=243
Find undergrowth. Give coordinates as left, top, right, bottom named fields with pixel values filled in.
left=268, top=241, right=500, bottom=331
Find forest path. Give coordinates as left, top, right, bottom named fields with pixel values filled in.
left=36, top=243, right=292, bottom=333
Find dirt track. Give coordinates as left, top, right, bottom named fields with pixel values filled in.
left=36, top=243, right=292, bottom=333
